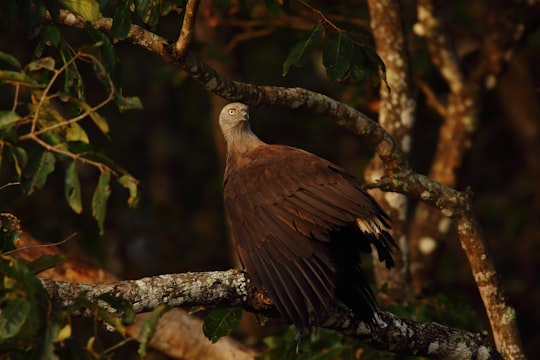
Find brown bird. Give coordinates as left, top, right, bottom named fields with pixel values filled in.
left=219, top=102, right=397, bottom=333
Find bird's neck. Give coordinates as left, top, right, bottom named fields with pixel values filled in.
left=225, top=127, right=266, bottom=156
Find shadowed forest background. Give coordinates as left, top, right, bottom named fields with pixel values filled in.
left=0, top=0, right=539, bottom=358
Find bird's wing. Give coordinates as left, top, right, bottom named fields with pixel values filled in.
left=224, top=145, right=396, bottom=328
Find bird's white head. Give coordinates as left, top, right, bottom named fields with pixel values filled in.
left=219, top=102, right=263, bottom=151
left=219, top=102, right=250, bottom=134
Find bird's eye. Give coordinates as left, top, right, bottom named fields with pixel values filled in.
left=228, top=109, right=236, bottom=116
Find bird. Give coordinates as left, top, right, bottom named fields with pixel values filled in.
left=218, top=102, right=397, bottom=334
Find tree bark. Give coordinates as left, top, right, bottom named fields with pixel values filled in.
left=41, top=271, right=502, bottom=359
left=365, top=0, right=415, bottom=302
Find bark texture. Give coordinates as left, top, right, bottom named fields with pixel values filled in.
left=41, top=271, right=502, bottom=359
left=365, top=0, right=415, bottom=302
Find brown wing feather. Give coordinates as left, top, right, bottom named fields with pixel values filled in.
left=224, top=144, right=396, bottom=329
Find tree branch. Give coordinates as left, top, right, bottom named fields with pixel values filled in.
left=409, top=0, right=478, bottom=297
left=41, top=271, right=502, bottom=359
left=53, top=9, right=523, bottom=359
left=365, top=0, right=415, bottom=302
left=175, top=0, right=201, bottom=58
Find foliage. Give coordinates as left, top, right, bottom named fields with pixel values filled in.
left=137, top=304, right=171, bottom=357
left=0, top=214, right=169, bottom=358
left=283, top=23, right=387, bottom=87
left=203, top=307, right=243, bottom=343
left=0, top=39, right=141, bottom=234
left=259, top=327, right=357, bottom=360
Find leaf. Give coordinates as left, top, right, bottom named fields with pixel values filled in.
left=282, top=24, right=323, bottom=76
left=59, top=0, right=101, bottom=22
left=0, top=111, right=21, bottom=131
left=0, top=298, right=31, bottom=340
left=22, top=151, right=56, bottom=195
left=60, top=46, right=86, bottom=100
left=56, top=324, right=72, bottom=342
left=26, top=254, right=66, bottom=274
left=110, top=0, right=133, bottom=40
left=65, top=161, right=83, bottom=214
left=67, top=140, right=94, bottom=154
left=118, top=175, right=139, bottom=208
left=0, top=70, right=40, bottom=87
left=41, top=26, right=61, bottom=47
left=92, top=169, right=111, bottom=235
left=66, top=122, right=90, bottom=143
left=137, top=304, right=170, bottom=358
left=9, top=146, right=27, bottom=178
left=323, top=32, right=353, bottom=81
left=78, top=298, right=126, bottom=336
left=0, top=51, right=22, bottom=69
left=203, top=308, right=243, bottom=343
left=114, top=93, right=143, bottom=112
left=25, top=57, right=56, bottom=72
left=88, top=110, right=109, bottom=135
left=97, top=293, right=135, bottom=325
left=135, top=0, right=161, bottom=28
left=85, top=29, right=116, bottom=73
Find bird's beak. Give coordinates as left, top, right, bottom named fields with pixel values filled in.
left=241, top=110, right=249, bottom=122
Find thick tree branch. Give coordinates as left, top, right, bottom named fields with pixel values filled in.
left=53, top=9, right=522, bottom=359
left=365, top=0, right=415, bottom=301
left=41, top=271, right=502, bottom=359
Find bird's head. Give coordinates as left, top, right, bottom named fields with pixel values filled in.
left=219, top=102, right=250, bottom=136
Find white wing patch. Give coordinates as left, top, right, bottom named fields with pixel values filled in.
left=356, top=217, right=386, bottom=234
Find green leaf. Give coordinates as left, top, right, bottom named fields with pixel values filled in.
left=138, top=304, right=170, bottom=358
left=136, top=0, right=160, bottom=28
left=67, top=140, right=94, bottom=154
left=118, top=175, right=139, bottom=208
left=89, top=110, right=109, bottom=135
left=9, top=146, right=27, bottom=178
left=0, top=70, right=40, bottom=87
left=59, top=0, right=101, bottom=22
left=110, top=0, right=133, bottom=40
left=65, top=122, right=90, bottom=143
left=323, top=32, right=353, bottom=81
left=114, top=93, right=143, bottom=112
left=0, top=51, right=22, bottom=69
left=92, top=169, right=111, bottom=235
left=97, top=293, right=136, bottom=325
left=0, top=298, right=31, bottom=340
left=41, top=26, right=61, bottom=47
left=0, top=111, right=21, bottom=131
left=25, top=57, right=56, bottom=72
left=60, top=45, right=86, bottom=100
left=85, top=29, right=116, bottom=73
left=26, top=254, right=66, bottom=274
left=282, top=24, right=323, bottom=76
left=65, top=161, right=83, bottom=214
left=77, top=298, right=126, bottom=336
left=203, top=308, right=243, bottom=343
left=22, top=151, right=56, bottom=195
